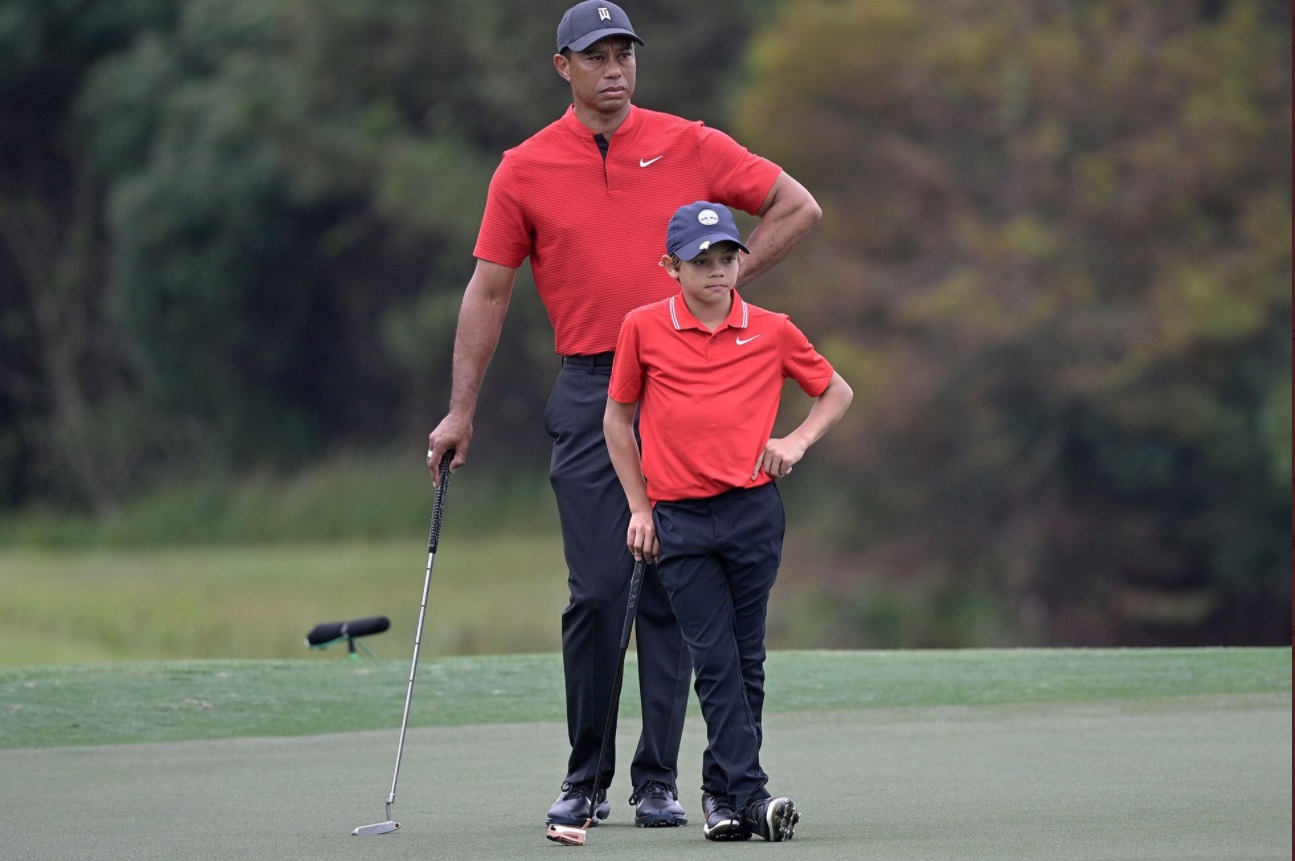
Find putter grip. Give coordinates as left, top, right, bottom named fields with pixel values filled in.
left=427, top=451, right=453, bottom=552
left=619, top=559, right=645, bottom=650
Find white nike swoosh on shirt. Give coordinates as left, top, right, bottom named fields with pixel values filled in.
left=735, top=335, right=761, bottom=345
left=639, top=155, right=664, bottom=167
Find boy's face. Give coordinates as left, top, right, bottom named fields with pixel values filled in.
left=662, top=241, right=742, bottom=310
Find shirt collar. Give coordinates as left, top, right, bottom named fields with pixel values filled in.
left=668, top=291, right=748, bottom=332
left=561, top=104, right=639, bottom=141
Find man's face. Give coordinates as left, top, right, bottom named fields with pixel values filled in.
left=555, top=37, right=637, bottom=115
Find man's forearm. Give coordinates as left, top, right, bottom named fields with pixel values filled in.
left=737, top=173, right=822, bottom=289
left=447, top=277, right=512, bottom=416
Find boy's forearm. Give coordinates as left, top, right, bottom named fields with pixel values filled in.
left=789, top=374, right=854, bottom=449
left=603, top=400, right=652, bottom=514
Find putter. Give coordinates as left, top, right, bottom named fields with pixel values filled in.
left=352, top=451, right=453, bottom=836
left=546, top=556, right=647, bottom=846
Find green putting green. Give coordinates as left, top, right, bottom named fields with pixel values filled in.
left=1, top=649, right=1289, bottom=860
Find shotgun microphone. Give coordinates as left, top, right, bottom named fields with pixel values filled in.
left=306, top=616, right=391, bottom=651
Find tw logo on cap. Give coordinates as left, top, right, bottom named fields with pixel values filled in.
left=556, top=1, right=643, bottom=52
left=697, top=209, right=720, bottom=226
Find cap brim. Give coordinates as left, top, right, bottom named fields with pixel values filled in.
left=565, top=28, right=644, bottom=52
left=672, top=234, right=750, bottom=262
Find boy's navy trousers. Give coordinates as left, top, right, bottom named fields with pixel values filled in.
left=654, top=482, right=785, bottom=811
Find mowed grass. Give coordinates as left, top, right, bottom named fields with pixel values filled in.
left=1, top=647, right=1287, bottom=749
left=2, top=649, right=1289, bottom=861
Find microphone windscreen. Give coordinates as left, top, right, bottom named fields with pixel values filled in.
left=344, top=615, right=391, bottom=638
left=305, top=615, right=391, bottom=646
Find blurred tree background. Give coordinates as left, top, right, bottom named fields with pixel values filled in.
left=0, top=0, right=1289, bottom=647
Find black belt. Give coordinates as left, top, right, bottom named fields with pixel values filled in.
left=561, top=352, right=615, bottom=369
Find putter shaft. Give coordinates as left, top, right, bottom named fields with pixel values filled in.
left=353, top=453, right=453, bottom=836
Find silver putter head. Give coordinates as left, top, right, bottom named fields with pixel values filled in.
left=352, top=820, right=400, bottom=836
left=545, top=822, right=589, bottom=846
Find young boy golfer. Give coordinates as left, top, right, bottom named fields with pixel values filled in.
left=603, top=201, right=853, bottom=842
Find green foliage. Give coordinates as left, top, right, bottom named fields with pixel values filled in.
left=738, top=0, right=1292, bottom=645
left=0, top=0, right=193, bottom=511
left=0, top=0, right=181, bottom=90
left=79, top=0, right=326, bottom=463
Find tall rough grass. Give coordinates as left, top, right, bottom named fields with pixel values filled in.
left=0, top=451, right=558, bottom=547
left=0, top=451, right=1015, bottom=663
left=0, top=536, right=572, bottom=665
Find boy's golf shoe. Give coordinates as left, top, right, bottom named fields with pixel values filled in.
left=742, top=796, right=799, bottom=842
left=701, top=790, right=748, bottom=841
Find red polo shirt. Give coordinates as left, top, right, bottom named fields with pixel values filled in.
left=609, top=291, right=835, bottom=503
left=474, top=105, right=782, bottom=356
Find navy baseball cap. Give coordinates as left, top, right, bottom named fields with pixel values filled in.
left=557, top=1, right=643, bottom=52
left=666, top=202, right=750, bottom=261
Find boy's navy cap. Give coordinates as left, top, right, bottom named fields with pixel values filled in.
left=666, top=202, right=750, bottom=261
left=557, top=1, right=644, bottom=52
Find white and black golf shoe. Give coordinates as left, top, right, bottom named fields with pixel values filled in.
left=742, top=795, right=799, bottom=842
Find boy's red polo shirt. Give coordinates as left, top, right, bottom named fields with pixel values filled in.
left=474, top=105, right=782, bottom=356
left=609, top=291, right=835, bottom=503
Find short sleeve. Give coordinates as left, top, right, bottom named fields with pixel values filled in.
left=473, top=155, right=533, bottom=268
left=608, top=312, right=646, bottom=404
left=697, top=125, right=783, bottom=216
left=779, top=317, right=834, bottom=398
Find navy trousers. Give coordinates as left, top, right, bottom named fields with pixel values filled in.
left=653, top=482, right=785, bottom=811
left=545, top=359, right=692, bottom=792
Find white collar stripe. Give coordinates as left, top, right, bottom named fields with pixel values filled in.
left=669, top=295, right=745, bottom=331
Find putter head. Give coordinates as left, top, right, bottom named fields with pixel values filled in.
left=352, top=820, right=400, bottom=836
left=545, top=823, right=588, bottom=846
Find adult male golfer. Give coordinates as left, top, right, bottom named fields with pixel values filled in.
left=425, top=0, right=821, bottom=828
